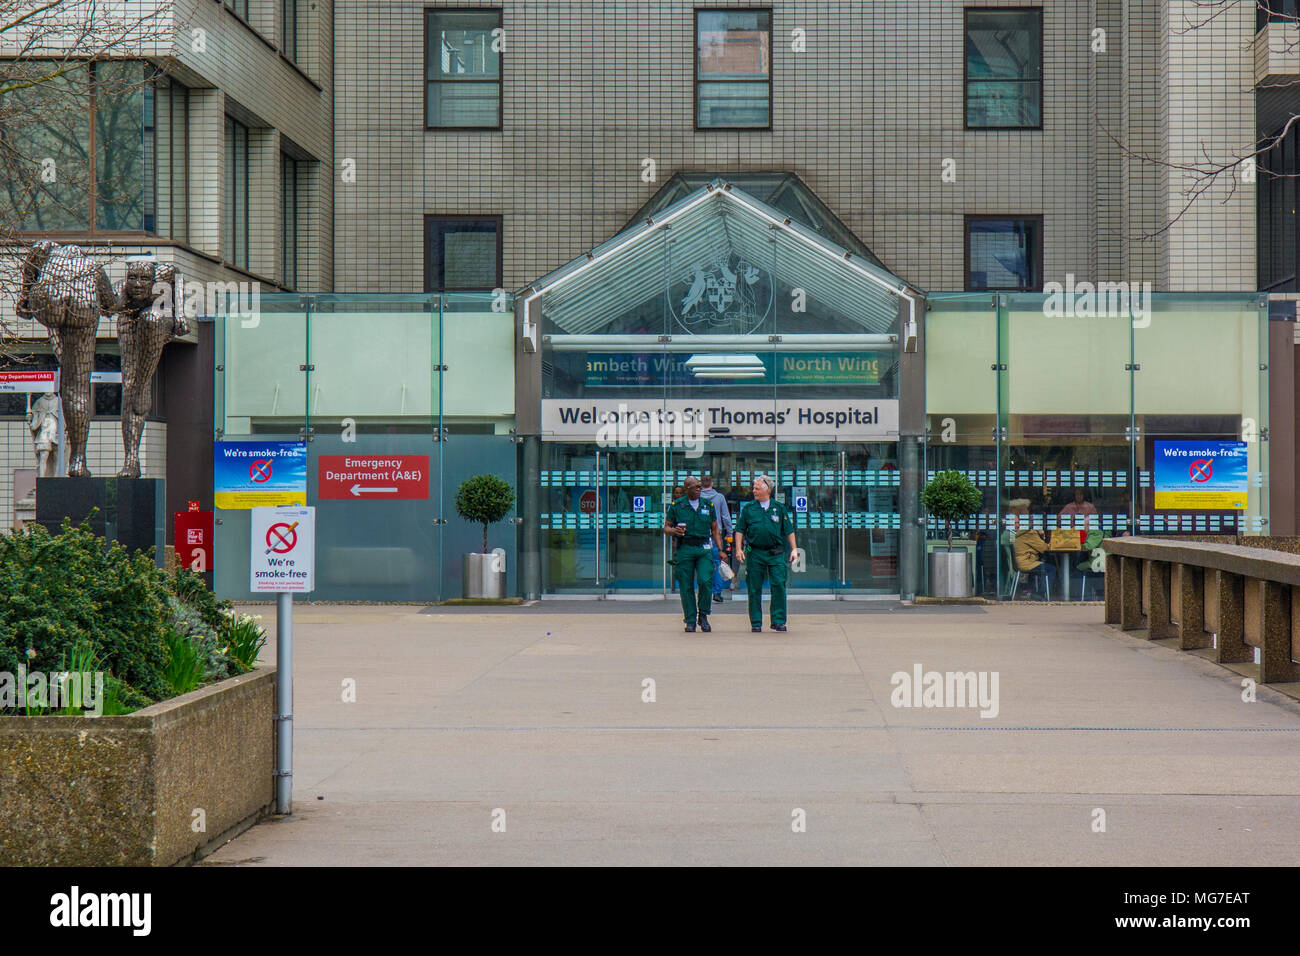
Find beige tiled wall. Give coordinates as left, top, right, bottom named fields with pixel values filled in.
left=333, top=0, right=1257, bottom=296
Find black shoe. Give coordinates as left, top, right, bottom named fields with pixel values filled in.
left=684, top=622, right=696, bottom=633
left=713, top=593, right=725, bottom=603
left=772, top=624, right=787, bottom=632
left=751, top=625, right=762, bottom=633
left=698, top=616, right=711, bottom=633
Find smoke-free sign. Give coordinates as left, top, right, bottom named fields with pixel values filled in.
left=215, top=441, right=307, bottom=509
left=250, top=506, right=315, bottom=592
left=1153, top=441, right=1248, bottom=510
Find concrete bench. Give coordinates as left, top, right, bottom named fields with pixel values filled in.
left=1103, top=537, right=1300, bottom=683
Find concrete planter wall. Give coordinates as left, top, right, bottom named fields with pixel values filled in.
left=0, top=665, right=275, bottom=866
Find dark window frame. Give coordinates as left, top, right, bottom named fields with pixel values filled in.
left=1258, top=122, right=1300, bottom=291
left=964, top=214, right=1044, bottom=292
left=281, top=154, right=299, bottom=291
left=694, top=7, right=774, bottom=131
left=963, top=6, right=1044, bottom=131
left=224, top=115, right=250, bottom=270
left=6, top=60, right=182, bottom=238
left=1258, top=0, right=1300, bottom=33
left=283, top=0, right=298, bottom=62
left=424, top=214, right=503, bottom=292
left=424, top=7, right=504, bottom=131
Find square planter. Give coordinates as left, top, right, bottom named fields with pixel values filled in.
left=0, top=665, right=276, bottom=866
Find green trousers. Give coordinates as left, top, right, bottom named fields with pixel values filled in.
left=746, top=550, right=788, bottom=627
left=675, top=545, right=714, bottom=624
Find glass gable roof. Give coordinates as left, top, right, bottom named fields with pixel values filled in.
left=629, top=172, right=884, bottom=268
left=525, top=179, right=914, bottom=339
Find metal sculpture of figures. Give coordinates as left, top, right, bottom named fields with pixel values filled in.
left=15, top=241, right=114, bottom=478
left=28, top=393, right=60, bottom=477
left=114, top=258, right=187, bottom=478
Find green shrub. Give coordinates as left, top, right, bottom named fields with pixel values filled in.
left=921, top=470, right=984, bottom=552
left=227, top=615, right=267, bottom=670
left=169, top=567, right=234, bottom=637
left=0, top=519, right=171, bottom=701
left=454, top=474, right=515, bottom=553
left=161, top=627, right=205, bottom=697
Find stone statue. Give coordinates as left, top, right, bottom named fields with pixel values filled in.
left=15, top=242, right=114, bottom=477
left=27, top=393, right=60, bottom=478
left=113, top=258, right=187, bottom=478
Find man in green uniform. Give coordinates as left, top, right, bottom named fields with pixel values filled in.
left=663, top=476, right=725, bottom=633
left=734, top=474, right=797, bottom=633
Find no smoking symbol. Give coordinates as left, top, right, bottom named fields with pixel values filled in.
left=250, top=460, right=273, bottom=483
left=1189, top=460, right=1213, bottom=483
left=265, top=521, right=298, bottom=554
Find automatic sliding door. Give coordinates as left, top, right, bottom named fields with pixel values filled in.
left=777, top=442, right=841, bottom=590
left=602, top=448, right=670, bottom=591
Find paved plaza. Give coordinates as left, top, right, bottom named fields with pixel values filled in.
left=205, top=600, right=1300, bottom=866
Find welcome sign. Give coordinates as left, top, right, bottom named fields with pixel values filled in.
left=542, top=398, right=899, bottom=440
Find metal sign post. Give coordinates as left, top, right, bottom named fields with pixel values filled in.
left=276, top=591, right=293, bottom=815
left=250, top=505, right=315, bottom=815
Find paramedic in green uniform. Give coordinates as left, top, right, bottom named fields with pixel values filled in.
left=663, top=476, right=725, bottom=633
left=734, top=474, right=797, bottom=633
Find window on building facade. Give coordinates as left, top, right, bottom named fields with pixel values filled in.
left=1258, top=0, right=1299, bottom=31
left=284, top=0, right=298, bottom=61
left=965, top=8, right=1042, bottom=129
left=282, top=155, right=299, bottom=290
left=224, top=116, right=250, bottom=269
left=695, top=9, right=772, bottom=129
left=0, top=61, right=187, bottom=236
left=1259, top=123, right=1298, bottom=291
left=424, top=215, right=501, bottom=291
left=965, top=216, right=1042, bottom=291
left=93, top=353, right=123, bottom=417
left=225, top=0, right=249, bottom=21
left=425, top=9, right=502, bottom=129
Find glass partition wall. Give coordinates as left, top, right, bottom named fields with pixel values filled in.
left=214, top=293, right=517, bottom=603
left=925, top=292, right=1269, bottom=600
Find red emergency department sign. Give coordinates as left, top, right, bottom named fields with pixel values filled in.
left=174, top=511, right=214, bottom=573
left=317, top=455, right=430, bottom=500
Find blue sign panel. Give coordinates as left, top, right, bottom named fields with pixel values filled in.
left=1153, top=441, right=1248, bottom=510
left=215, top=441, right=308, bottom=509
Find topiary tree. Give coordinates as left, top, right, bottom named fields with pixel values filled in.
left=921, top=470, right=984, bottom=552
left=455, top=474, right=515, bottom=554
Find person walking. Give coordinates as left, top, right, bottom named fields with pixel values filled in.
left=699, top=475, right=733, bottom=606
left=734, top=475, right=796, bottom=633
left=664, top=476, right=726, bottom=633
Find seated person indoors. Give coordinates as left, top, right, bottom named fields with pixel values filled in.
left=1058, top=488, right=1098, bottom=528
left=1009, top=499, right=1056, bottom=594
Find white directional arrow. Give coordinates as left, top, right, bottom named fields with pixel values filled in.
left=350, top=484, right=399, bottom=497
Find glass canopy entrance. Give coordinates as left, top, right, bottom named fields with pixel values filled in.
left=517, top=178, right=924, bottom=598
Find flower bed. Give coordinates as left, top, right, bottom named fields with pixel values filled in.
left=0, top=520, right=266, bottom=716
left=0, top=519, right=276, bottom=865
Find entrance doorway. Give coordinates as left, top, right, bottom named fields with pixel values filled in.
left=538, top=440, right=900, bottom=595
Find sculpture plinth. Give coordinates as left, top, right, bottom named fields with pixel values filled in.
left=35, top=477, right=166, bottom=567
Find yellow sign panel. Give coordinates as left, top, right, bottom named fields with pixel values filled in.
left=214, top=491, right=307, bottom=510
left=1153, top=491, right=1247, bottom=510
